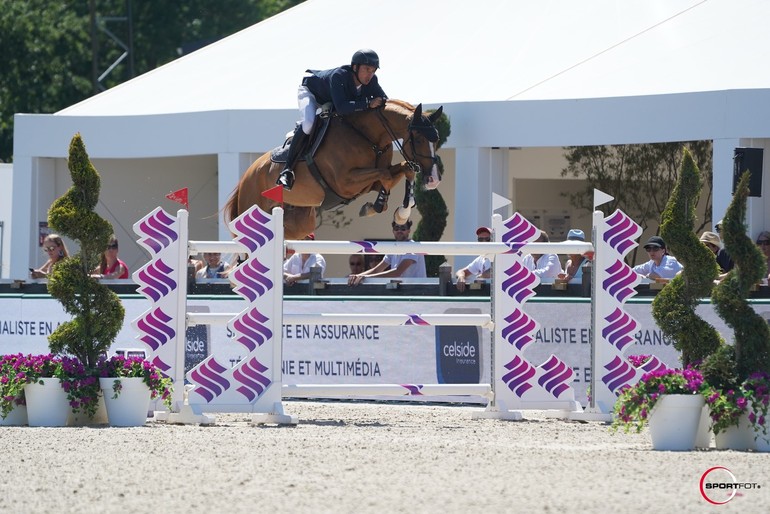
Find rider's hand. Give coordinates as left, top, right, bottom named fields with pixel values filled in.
left=368, top=97, right=384, bottom=109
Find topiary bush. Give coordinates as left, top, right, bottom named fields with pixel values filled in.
left=46, top=134, right=125, bottom=369
left=414, top=109, right=450, bottom=276
left=710, top=171, right=770, bottom=379
left=651, top=148, right=722, bottom=366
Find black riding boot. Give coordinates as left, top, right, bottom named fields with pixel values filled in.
left=276, top=126, right=308, bottom=191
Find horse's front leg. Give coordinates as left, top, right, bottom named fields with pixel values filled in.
left=356, top=163, right=414, bottom=218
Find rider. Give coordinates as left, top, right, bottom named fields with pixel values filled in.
left=276, top=49, right=388, bottom=190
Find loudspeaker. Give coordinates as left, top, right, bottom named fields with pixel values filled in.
left=733, top=147, right=763, bottom=197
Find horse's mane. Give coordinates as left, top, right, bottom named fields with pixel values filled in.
left=384, top=98, right=416, bottom=116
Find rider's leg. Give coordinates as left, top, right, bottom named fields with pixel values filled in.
left=276, top=86, right=316, bottom=190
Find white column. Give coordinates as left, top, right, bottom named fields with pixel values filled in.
left=453, top=147, right=510, bottom=269
left=216, top=153, right=255, bottom=241
left=10, top=156, right=55, bottom=281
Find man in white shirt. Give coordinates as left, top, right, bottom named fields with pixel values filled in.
left=348, top=219, right=426, bottom=286
left=633, top=235, right=682, bottom=281
left=455, top=226, right=492, bottom=292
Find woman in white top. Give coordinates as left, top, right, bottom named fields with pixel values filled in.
left=283, top=233, right=326, bottom=285
left=522, top=230, right=561, bottom=280
left=633, top=235, right=683, bottom=282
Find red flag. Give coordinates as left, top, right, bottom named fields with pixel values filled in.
left=261, top=185, right=284, bottom=204
left=166, top=188, right=189, bottom=209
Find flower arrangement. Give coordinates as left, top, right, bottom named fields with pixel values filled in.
left=97, top=355, right=173, bottom=410
left=1, top=354, right=101, bottom=419
left=703, top=386, right=747, bottom=435
left=0, top=354, right=28, bottom=419
left=612, top=367, right=705, bottom=433
left=742, top=371, right=770, bottom=442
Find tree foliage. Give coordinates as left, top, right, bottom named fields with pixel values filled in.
left=0, top=0, right=303, bottom=162
left=561, top=141, right=712, bottom=262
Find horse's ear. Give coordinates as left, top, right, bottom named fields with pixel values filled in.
left=413, top=103, right=423, bottom=119
left=428, top=106, right=443, bottom=123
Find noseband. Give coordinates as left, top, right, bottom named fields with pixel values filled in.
left=376, top=110, right=438, bottom=176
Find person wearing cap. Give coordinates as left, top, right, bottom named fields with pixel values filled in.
left=557, top=229, right=590, bottom=283
left=455, top=226, right=493, bottom=292
left=283, top=233, right=326, bottom=286
left=699, top=231, right=733, bottom=276
left=348, top=219, right=426, bottom=286
left=522, top=230, right=561, bottom=280
left=633, top=235, right=683, bottom=282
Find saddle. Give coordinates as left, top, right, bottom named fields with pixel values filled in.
left=269, top=105, right=354, bottom=211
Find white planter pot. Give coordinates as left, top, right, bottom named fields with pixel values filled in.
left=648, top=394, right=705, bottom=451
left=715, top=413, right=753, bottom=451
left=694, top=404, right=712, bottom=449
left=0, top=403, right=28, bottom=426
left=24, top=378, right=71, bottom=427
left=67, top=394, right=109, bottom=426
left=748, top=413, right=770, bottom=452
left=100, top=377, right=151, bottom=427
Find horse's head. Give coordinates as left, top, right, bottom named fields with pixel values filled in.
left=405, top=103, right=443, bottom=190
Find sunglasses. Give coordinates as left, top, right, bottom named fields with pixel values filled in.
left=644, top=246, right=662, bottom=252
left=107, top=244, right=118, bottom=249
left=43, top=246, right=57, bottom=252
left=758, top=240, right=770, bottom=246
left=392, top=225, right=410, bottom=231
left=477, top=237, right=491, bottom=242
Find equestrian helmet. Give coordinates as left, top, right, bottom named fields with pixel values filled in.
left=351, top=49, right=380, bottom=69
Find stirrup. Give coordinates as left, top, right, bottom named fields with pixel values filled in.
left=277, top=169, right=295, bottom=190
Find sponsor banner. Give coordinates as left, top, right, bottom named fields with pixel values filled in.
left=2, top=296, right=769, bottom=404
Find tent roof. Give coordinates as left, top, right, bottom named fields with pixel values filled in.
left=58, top=0, right=770, bottom=116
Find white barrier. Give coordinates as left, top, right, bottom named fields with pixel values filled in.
left=132, top=200, right=653, bottom=425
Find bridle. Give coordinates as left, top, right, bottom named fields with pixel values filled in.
left=375, top=109, right=439, bottom=175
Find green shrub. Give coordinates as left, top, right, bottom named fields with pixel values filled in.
left=46, top=134, right=125, bottom=368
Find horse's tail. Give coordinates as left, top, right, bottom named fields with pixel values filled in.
left=223, top=186, right=239, bottom=225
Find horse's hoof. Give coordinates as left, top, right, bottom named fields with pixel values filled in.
left=394, top=206, right=411, bottom=225
left=359, top=203, right=376, bottom=217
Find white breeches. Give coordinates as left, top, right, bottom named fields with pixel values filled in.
left=298, top=85, right=317, bottom=135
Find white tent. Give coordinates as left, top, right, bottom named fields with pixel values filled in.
left=11, top=0, right=770, bottom=279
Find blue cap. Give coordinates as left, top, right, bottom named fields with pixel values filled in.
left=567, top=229, right=585, bottom=241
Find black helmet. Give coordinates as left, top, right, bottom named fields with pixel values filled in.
left=351, top=49, right=380, bottom=69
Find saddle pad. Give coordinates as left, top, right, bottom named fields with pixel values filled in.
left=270, top=115, right=331, bottom=164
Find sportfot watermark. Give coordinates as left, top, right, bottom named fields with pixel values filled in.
left=699, top=466, right=762, bottom=505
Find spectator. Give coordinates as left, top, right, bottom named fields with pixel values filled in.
left=283, top=233, right=326, bottom=286
left=348, top=254, right=366, bottom=275
left=365, top=253, right=384, bottom=270
left=712, top=220, right=734, bottom=273
left=522, top=230, right=561, bottom=280
left=94, top=235, right=129, bottom=279
left=699, top=231, right=732, bottom=277
left=196, top=252, right=232, bottom=279
left=633, top=235, right=683, bottom=282
left=30, top=234, right=69, bottom=279
left=756, top=231, right=770, bottom=282
left=348, top=219, right=426, bottom=286
left=455, top=226, right=492, bottom=292
left=557, top=229, right=589, bottom=283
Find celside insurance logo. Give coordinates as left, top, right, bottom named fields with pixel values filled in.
left=700, top=466, right=762, bottom=505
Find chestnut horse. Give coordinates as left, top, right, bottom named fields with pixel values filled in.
left=224, top=99, right=443, bottom=239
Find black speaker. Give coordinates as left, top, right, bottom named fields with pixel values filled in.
left=733, top=147, right=763, bottom=197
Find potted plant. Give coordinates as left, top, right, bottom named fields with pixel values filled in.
left=96, top=355, right=173, bottom=426
left=18, top=134, right=127, bottom=424
left=706, top=172, right=770, bottom=449
left=13, top=354, right=101, bottom=426
left=0, top=354, right=29, bottom=425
